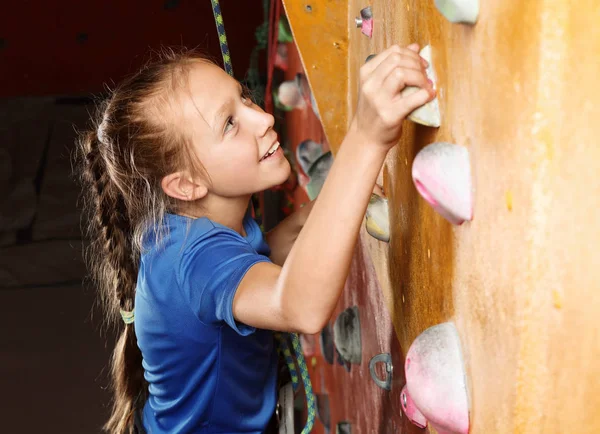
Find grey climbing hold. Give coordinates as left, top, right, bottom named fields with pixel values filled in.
left=435, top=0, right=479, bottom=24
left=306, top=151, right=333, bottom=200
left=320, top=323, right=335, bottom=365
left=336, top=422, right=352, bottom=434
left=369, top=353, right=393, bottom=391
left=296, top=139, right=324, bottom=175
left=365, top=54, right=377, bottom=63
left=333, top=306, right=362, bottom=365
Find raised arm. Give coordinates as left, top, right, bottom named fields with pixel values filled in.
left=233, top=44, right=435, bottom=333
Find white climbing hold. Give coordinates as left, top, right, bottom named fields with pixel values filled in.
left=412, top=142, right=473, bottom=225
left=277, top=80, right=305, bottom=109
left=404, top=322, right=469, bottom=434
left=435, top=0, right=479, bottom=24
left=365, top=193, right=390, bottom=242
left=278, top=382, right=295, bottom=434
left=402, top=45, right=441, bottom=128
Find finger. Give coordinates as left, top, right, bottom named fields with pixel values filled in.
left=395, top=88, right=436, bottom=119
left=382, top=67, right=431, bottom=96
left=368, top=54, right=426, bottom=91
left=360, top=45, right=403, bottom=78
left=361, top=45, right=423, bottom=81
left=407, top=43, right=420, bottom=52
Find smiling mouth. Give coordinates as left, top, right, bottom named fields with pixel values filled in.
left=260, top=141, right=281, bottom=161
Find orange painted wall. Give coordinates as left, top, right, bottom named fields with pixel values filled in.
left=284, top=1, right=600, bottom=432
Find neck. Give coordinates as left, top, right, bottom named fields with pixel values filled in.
left=181, top=193, right=252, bottom=236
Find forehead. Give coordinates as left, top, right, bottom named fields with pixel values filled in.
left=181, top=62, right=237, bottom=125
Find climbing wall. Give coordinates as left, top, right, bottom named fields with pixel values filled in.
left=283, top=0, right=600, bottom=433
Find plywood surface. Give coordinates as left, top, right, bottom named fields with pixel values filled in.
left=287, top=0, right=600, bottom=432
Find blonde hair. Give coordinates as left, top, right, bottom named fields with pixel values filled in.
left=78, top=48, right=211, bottom=433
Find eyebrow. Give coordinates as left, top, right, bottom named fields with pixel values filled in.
left=212, top=84, right=244, bottom=134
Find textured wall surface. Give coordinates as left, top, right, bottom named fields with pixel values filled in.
left=285, top=0, right=600, bottom=432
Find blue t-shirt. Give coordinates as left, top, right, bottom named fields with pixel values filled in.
left=134, top=212, right=278, bottom=433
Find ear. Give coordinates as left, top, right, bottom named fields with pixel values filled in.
left=161, top=172, right=208, bottom=202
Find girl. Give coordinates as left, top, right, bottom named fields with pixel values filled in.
left=79, top=44, right=434, bottom=433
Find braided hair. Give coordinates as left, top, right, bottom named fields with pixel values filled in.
left=77, top=49, right=210, bottom=433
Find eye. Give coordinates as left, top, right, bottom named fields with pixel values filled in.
left=224, top=116, right=236, bottom=134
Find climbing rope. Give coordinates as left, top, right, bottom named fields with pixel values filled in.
left=210, top=2, right=315, bottom=432
left=210, top=0, right=233, bottom=76
left=275, top=332, right=316, bottom=434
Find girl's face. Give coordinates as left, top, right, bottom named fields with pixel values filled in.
left=182, top=62, right=291, bottom=198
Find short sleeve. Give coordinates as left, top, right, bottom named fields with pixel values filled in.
left=179, top=227, right=270, bottom=335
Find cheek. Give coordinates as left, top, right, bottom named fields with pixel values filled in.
left=206, top=144, right=258, bottom=181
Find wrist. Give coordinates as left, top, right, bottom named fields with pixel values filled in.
left=344, top=119, right=390, bottom=161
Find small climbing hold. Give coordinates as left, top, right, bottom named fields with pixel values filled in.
left=306, top=152, right=333, bottom=201
left=333, top=306, right=362, bottom=364
left=276, top=73, right=320, bottom=120
left=552, top=289, right=563, bottom=309
left=403, top=322, right=470, bottom=434
left=336, top=348, right=352, bottom=372
left=401, top=385, right=428, bottom=428
left=336, top=421, right=352, bottom=434
left=435, top=0, right=479, bottom=24
left=316, top=393, right=331, bottom=430
left=320, top=323, right=335, bottom=365
left=296, top=139, right=324, bottom=176
left=294, top=73, right=321, bottom=120
left=412, top=142, right=473, bottom=225
left=366, top=193, right=390, bottom=242
left=274, top=43, right=289, bottom=71
left=506, top=190, right=513, bottom=211
left=278, top=382, right=295, bottom=433
left=369, top=353, right=393, bottom=390
left=355, top=6, right=373, bottom=38
left=401, top=45, right=441, bottom=127
left=300, top=333, right=316, bottom=357
left=277, top=80, right=305, bottom=110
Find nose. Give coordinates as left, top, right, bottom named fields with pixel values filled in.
left=247, top=105, right=274, bottom=137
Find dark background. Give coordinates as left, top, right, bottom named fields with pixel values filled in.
left=0, top=2, right=265, bottom=432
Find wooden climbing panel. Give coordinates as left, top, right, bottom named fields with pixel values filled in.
left=284, top=0, right=600, bottom=433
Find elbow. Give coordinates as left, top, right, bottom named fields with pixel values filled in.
left=283, top=306, right=328, bottom=335
left=296, top=319, right=326, bottom=336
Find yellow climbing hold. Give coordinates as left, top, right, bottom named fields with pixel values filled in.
left=552, top=289, right=563, bottom=309
left=506, top=190, right=513, bottom=211
left=311, top=357, right=317, bottom=368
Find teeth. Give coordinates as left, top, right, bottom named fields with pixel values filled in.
left=263, top=142, right=280, bottom=159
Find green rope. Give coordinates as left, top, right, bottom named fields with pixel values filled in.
left=275, top=332, right=316, bottom=433
left=210, top=0, right=233, bottom=76
left=210, top=2, right=315, bottom=431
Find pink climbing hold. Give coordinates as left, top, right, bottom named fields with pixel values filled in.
left=361, top=17, right=373, bottom=37
left=402, top=322, right=470, bottom=434
left=401, top=385, right=428, bottom=429
left=355, top=6, right=373, bottom=38
left=412, top=142, right=473, bottom=225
